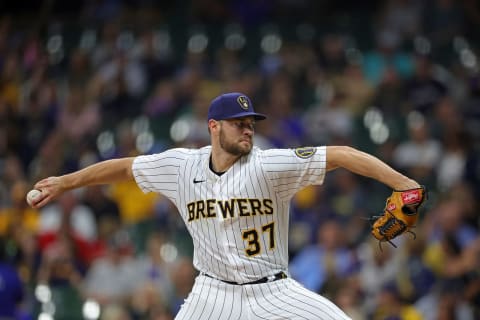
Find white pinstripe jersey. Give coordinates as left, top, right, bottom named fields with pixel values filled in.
left=132, top=145, right=327, bottom=283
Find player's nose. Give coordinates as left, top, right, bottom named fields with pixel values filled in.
left=243, top=128, right=253, bottom=137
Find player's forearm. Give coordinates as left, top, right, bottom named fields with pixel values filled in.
left=32, top=157, right=136, bottom=208
left=326, top=146, right=419, bottom=190
left=61, top=157, right=135, bottom=190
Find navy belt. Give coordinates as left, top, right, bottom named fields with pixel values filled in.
left=203, top=272, right=287, bottom=285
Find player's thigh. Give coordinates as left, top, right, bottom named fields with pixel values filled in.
left=175, top=275, right=245, bottom=320
left=247, top=278, right=352, bottom=320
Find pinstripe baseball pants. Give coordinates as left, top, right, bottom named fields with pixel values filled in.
left=175, top=274, right=352, bottom=320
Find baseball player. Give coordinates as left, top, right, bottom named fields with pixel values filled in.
left=30, top=92, right=421, bottom=319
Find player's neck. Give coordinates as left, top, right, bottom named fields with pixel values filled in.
left=209, top=149, right=241, bottom=174
left=209, top=157, right=226, bottom=176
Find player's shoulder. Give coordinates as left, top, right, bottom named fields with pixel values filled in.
left=255, top=146, right=318, bottom=157
left=249, top=146, right=294, bottom=164
left=189, top=145, right=211, bottom=158
left=254, top=146, right=325, bottom=162
left=135, top=146, right=211, bottom=162
left=162, top=146, right=211, bottom=161
left=166, top=145, right=210, bottom=155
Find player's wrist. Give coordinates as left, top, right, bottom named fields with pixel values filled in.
left=59, top=174, right=75, bottom=191
left=392, top=178, right=420, bottom=191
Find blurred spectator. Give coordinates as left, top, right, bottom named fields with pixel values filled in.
left=378, top=0, right=422, bottom=45
left=328, top=170, right=370, bottom=243
left=404, top=54, right=448, bottom=115
left=424, top=197, right=477, bottom=255
left=90, top=22, right=120, bottom=68
left=462, top=74, right=480, bottom=140
left=213, top=48, right=243, bottom=84
left=331, top=63, right=375, bottom=117
left=0, top=181, right=40, bottom=287
left=436, top=128, right=470, bottom=191
left=260, top=72, right=305, bottom=147
left=143, top=80, right=179, bottom=141
left=415, top=279, right=476, bottom=320
left=57, top=85, right=100, bottom=143
left=289, top=185, right=332, bottom=256
left=106, top=121, right=160, bottom=224
left=83, top=230, right=138, bottom=305
left=0, top=155, right=26, bottom=208
left=168, top=81, right=221, bottom=147
left=421, top=0, right=465, bottom=64
left=169, top=257, right=197, bottom=315
left=0, top=180, right=39, bottom=237
left=0, top=237, right=29, bottom=319
left=65, top=48, right=93, bottom=88
left=290, top=218, right=356, bottom=296
left=396, top=235, right=436, bottom=303
left=316, top=33, right=348, bottom=77
left=135, top=29, right=176, bottom=90
left=83, top=185, right=121, bottom=242
left=371, top=282, right=423, bottom=320
left=431, top=96, right=463, bottom=138
left=0, top=52, right=21, bottom=112
left=303, top=89, right=353, bottom=146
left=35, top=234, right=85, bottom=320
left=422, top=197, right=479, bottom=317
left=95, top=49, right=146, bottom=127
left=371, top=66, right=406, bottom=115
left=356, top=237, right=403, bottom=315
left=362, top=28, right=415, bottom=86
left=17, top=81, right=58, bottom=170
left=447, top=183, right=479, bottom=230
left=334, top=282, right=366, bottom=320
left=101, top=303, right=132, bottom=320
left=109, top=174, right=159, bottom=225
left=133, top=232, right=175, bottom=307
left=38, top=191, right=98, bottom=266
left=392, top=114, right=442, bottom=184
left=130, top=282, right=173, bottom=320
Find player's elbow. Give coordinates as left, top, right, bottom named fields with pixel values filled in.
left=325, top=146, right=356, bottom=171
left=107, top=157, right=135, bottom=182
left=122, top=158, right=135, bottom=180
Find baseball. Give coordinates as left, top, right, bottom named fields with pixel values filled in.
left=26, top=189, right=42, bottom=206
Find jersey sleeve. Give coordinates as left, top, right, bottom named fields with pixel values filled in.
left=132, top=148, right=187, bottom=198
left=260, top=146, right=327, bottom=200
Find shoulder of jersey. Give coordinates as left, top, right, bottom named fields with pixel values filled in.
left=168, top=146, right=211, bottom=155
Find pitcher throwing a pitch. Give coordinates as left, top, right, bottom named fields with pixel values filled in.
left=30, top=92, right=425, bottom=319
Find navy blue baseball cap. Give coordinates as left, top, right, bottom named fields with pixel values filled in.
left=208, top=92, right=267, bottom=121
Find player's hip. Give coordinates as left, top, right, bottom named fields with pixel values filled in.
left=175, top=275, right=352, bottom=320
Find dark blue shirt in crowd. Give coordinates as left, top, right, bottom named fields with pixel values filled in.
left=0, top=263, right=24, bottom=318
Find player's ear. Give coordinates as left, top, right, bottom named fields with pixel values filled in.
left=208, top=119, right=220, bottom=134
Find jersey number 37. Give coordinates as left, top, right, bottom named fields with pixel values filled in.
left=242, top=222, right=275, bottom=256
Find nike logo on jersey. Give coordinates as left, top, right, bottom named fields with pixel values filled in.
left=193, top=178, right=206, bottom=184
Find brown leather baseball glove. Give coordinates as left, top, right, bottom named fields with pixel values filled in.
left=371, top=186, right=427, bottom=247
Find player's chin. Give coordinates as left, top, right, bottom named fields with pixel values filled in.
left=239, top=141, right=252, bottom=153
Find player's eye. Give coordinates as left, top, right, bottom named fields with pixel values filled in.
left=233, top=121, right=255, bottom=131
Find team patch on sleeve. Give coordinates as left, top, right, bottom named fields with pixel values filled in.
left=294, top=147, right=316, bottom=159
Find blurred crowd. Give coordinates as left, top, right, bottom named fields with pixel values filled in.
left=1, top=0, right=480, bottom=319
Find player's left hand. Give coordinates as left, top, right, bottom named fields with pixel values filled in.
left=371, top=186, right=427, bottom=246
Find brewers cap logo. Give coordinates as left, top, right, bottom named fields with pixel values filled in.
left=294, top=147, right=316, bottom=159
left=237, top=96, right=250, bottom=110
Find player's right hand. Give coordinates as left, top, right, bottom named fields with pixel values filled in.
left=31, top=176, right=65, bottom=209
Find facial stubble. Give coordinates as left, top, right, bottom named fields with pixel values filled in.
left=219, top=125, right=252, bottom=156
